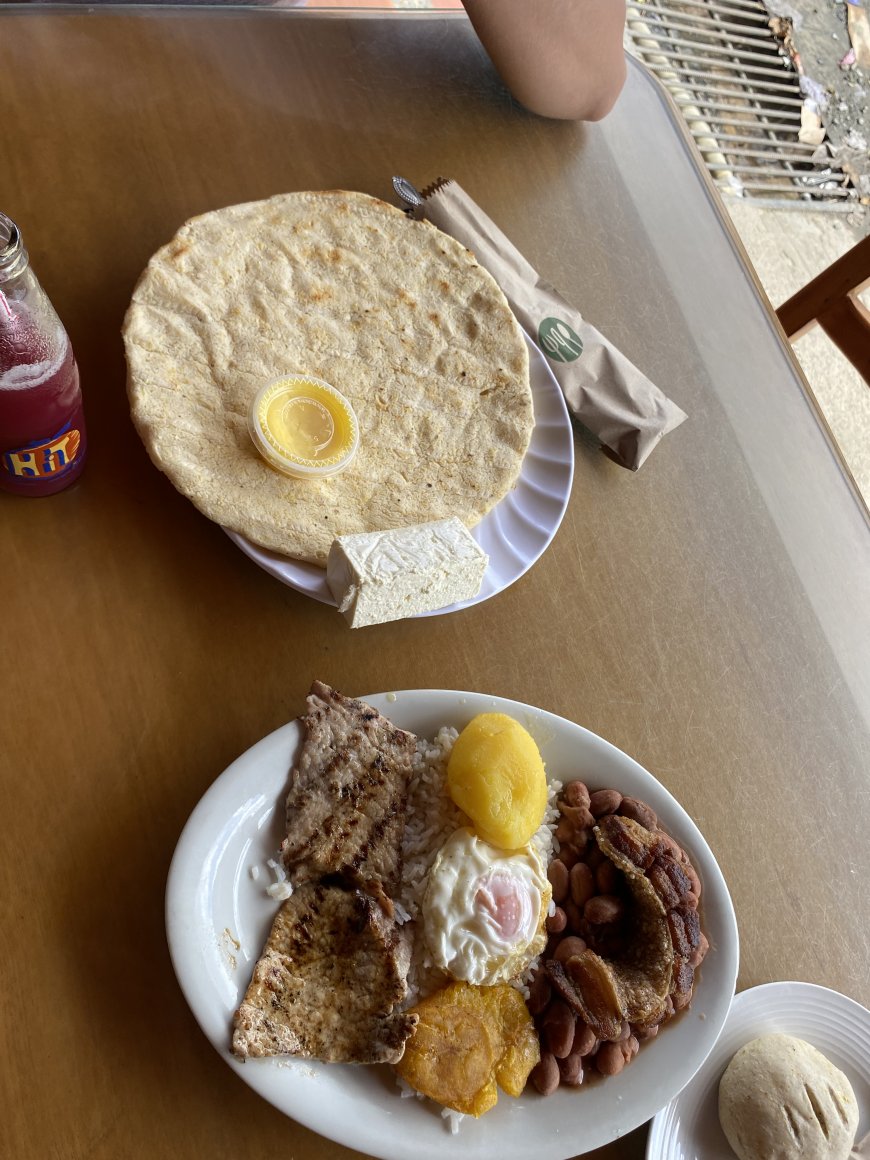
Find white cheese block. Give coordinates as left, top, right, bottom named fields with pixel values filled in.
left=326, top=517, right=489, bottom=628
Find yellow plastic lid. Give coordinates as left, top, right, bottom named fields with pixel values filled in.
left=249, top=374, right=359, bottom=480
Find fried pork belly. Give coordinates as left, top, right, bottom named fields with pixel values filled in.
left=547, top=815, right=701, bottom=1037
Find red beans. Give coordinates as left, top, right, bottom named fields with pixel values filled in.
left=589, top=789, right=622, bottom=817
left=546, top=906, right=567, bottom=934
left=554, top=819, right=575, bottom=845
left=553, top=936, right=587, bottom=964
left=531, top=1052, right=560, bottom=1095
left=564, top=900, right=584, bottom=931
left=618, top=796, right=658, bottom=830
left=571, top=1022, right=598, bottom=1057
left=594, top=1042, right=625, bottom=1076
left=558, top=1052, right=585, bottom=1086
left=562, top=780, right=591, bottom=810
left=528, top=780, right=706, bottom=1097
left=542, top=1000, right=576, bottom=1058
left=557, top=845, right=580, bottom=870
left=570, top=862, right=595, bottom=907
left=559, top=802, right=595, bottom=831
left=690, top=932, right=710, bottom=968
left=683, top=861, right=702, bottom=900
left=547, top=859, right=570, bottom=904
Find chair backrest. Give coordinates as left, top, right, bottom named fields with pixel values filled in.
left=776, top=234, right=870, bottom=385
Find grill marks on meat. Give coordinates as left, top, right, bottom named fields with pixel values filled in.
left=281, top=681, right=417, bottom=904
left=232, top=882, right=418, bottom=1064
left=232, top=683, right=418, bottom=1067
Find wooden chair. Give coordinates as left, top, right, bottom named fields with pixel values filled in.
left=776, top=233, right=870, bottom=384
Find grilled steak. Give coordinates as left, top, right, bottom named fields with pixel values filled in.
left=233, top=683, right=419, bottom=1067
left=232, top=880, right=418, bottom=1064
left=280, top=681, right=417, bottom=904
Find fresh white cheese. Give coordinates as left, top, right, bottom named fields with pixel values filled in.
left=326, top=517, right=489, bottom=628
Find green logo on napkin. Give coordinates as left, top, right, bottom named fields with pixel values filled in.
left=538, top=318, right=583, bottom=363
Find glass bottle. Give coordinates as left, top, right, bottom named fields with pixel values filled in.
left=0, top=211, right=86, bottom=495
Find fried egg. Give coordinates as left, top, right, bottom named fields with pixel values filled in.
left=422, top=828, right=551, bottom=986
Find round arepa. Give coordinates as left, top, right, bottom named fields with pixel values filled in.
left=123, top=191, right=534, bottom=565
left=718, top=1034, right=859, bottom=1160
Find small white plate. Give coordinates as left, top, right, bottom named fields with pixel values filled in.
left=166, top=689, right=738, bottom=1160
left=647, top=980, right=870, bottom=1158
left=224, top=334, right=574, bottom=616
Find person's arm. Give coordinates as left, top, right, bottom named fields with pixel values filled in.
left=461, top=0, right=627, bottom=122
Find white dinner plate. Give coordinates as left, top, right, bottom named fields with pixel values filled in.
left=224, top=333, right=574, bottom=615
left=166, top=689, right=739, bottom=1160
left=647, top=980, right=870, bottom=1158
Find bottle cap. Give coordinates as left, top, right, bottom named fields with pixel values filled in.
left=249, top=374, right=359, bottom=480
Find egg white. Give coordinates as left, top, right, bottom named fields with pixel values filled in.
left=422, top=828, right=551, bottom=986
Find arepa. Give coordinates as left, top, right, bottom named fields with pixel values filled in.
left=718, top=1034, right=859, bottom=1160
left=123, top=191, right=534, bottom=565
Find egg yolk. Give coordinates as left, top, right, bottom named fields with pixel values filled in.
left=475, top=870, right=531, bottom=941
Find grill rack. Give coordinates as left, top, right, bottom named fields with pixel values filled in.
left=624, top=0, right=857, bottom=210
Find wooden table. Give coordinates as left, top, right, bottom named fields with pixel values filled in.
left=1, top=7, right=868, bottom=1159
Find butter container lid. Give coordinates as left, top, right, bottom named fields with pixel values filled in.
left=249, top=374, right=359, bottom=480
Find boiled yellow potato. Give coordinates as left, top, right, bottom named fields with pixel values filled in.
left=447, top=713, right=548, bottom=849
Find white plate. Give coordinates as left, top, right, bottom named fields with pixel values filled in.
left=224, top=334, right=574, bottom=616
left=166, top=689, right=739, bottom=1160
left=647, top=980, right=870, bottom=1158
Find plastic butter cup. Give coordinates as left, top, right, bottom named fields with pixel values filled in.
left=248, top=374, right=359, bottom=480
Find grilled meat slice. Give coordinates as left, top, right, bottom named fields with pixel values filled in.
left=281, top=682, right=417, bottom=902
left=232, top=880, right=418, bottom=1064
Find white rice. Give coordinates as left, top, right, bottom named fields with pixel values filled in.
left=265, top=857, right=294, bottom=901
left=396, top=726, right=561, bottom=1006
left=441, top=1108, right=466, bottom=1135
left=392, top=727, right=560, bottom=1130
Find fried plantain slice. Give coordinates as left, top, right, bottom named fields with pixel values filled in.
left=490, top=984, right=541, bottom=1097
left=395, top=985, right=498, bottom=1116
left=396, top=981, right=539, bottom=1114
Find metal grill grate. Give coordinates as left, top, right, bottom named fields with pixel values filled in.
left=625, top=0, right=857, bottom=210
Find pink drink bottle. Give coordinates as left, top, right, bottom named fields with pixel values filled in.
left=0, top=212, right=86, bottom=496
